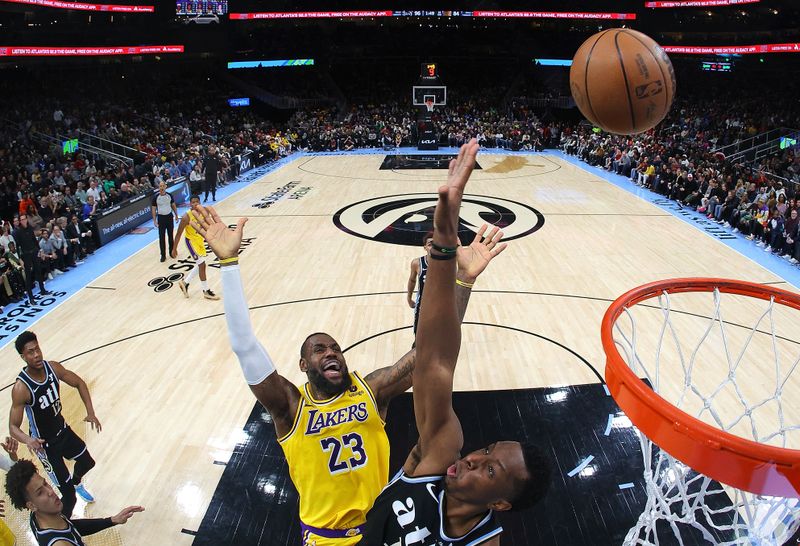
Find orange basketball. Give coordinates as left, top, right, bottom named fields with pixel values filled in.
left=570, top=29, right=676, bottom=135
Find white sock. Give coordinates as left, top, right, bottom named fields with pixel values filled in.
left=201, top=279, right=208, bottom=290
left=185, top=264, right=200, bottom=284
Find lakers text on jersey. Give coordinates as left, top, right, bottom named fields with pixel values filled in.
left=279, top=371, right=389, bottom=533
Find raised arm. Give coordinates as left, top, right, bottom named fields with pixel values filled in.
left=411, top=140, right=506, bottom=475
left=366, top=224, right=505, bottom=416
left=190, top=205, right=301, bottom=438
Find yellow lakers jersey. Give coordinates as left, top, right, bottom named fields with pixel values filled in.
left=0, top=519, right=14, bottom=546
left=184, top=210, right=205, bottom=248
left=279, top=371, right=389, bottom=530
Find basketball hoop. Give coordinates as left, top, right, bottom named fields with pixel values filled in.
left=424, top=98, right=435, bottom=113
left=601, top=278, right=800, bottom=545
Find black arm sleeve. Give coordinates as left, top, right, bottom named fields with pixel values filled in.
left=72, top=517, right=116, bottom=536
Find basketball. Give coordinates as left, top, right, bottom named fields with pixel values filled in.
left=570, top=28, right=676, bottom=135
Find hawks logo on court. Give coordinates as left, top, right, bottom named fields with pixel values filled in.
left=332, top=193, right=544, bottom=247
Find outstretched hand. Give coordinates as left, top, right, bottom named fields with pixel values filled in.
left=433, top=139, right=479, bottom=246
left=1, top=437, right=18, bottom=462
left=110, top=505, right=145, bottom=525
left=84, top=414, right=102, bottom=433
left=457, top=224, right=507, bottom=282
left=190, top=204, right=248, bottom=261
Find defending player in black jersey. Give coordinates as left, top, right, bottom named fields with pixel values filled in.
left=5, top=459, right=142, bottom=546
left=9, top=331, right=101, bottom=518
left=361, top=140, right=551, bottom=546
left=406, top=231, right=433, bottom=338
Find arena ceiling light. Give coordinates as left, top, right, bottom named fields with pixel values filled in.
left=663, top=42, right=800, bottom=54
left=533, top=58, right=573, bottom=66
left=229, top=10, right=636, bottom=21
left=227, top=59, right=314, bottom=69
left=645, top=0, right=759, bottom=6
left=0, top=45, right=183, bottom=56
left=0, top=0, right=153, bottom=12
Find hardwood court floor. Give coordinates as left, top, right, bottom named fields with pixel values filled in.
left=0, top=153, right=796, bottom=545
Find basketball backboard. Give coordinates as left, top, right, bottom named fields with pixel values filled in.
left=412, top=86, right=446, bottom=106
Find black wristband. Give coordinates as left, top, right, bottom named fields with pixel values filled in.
left=431, top=242, right=458, bottom=254
left=429, top=252, right=457, bottom=261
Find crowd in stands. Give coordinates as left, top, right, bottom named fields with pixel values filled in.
left=1, top=66, right=798, bottom=310
left=561, top=94, right=800, bottom=264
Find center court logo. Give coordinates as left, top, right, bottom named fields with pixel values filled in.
left=332, top=193, right=544, bottom=247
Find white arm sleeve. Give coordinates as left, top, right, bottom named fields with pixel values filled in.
left=221, top=265, right=276, bottom=385
left=0, top=451, right=13, bottom=473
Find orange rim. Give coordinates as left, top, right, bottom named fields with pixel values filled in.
left=601, top=278, right=800, bottom=498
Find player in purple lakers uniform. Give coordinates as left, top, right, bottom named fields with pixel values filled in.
left=190, top=198, right=505, bottom=545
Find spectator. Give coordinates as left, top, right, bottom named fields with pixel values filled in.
left=66, top=214, right=94, bottom=258
left=0, top=225, right=15, bottom=254
left=38, top=228, right=60, bottom=278
left=82, top=195, right=97, bottom=221
left=49, top=226, right=69, bottom=272
left=74, top=182, right=88, bottom=205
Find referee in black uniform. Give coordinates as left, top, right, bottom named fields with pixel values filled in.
left=151, top=181, right=179, bottom=262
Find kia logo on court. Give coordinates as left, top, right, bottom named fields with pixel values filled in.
left=332, top=193, right=544, bottom=247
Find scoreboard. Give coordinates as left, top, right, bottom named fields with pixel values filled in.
left=701, top=61, right=732, bottom=72
left=176, top=1, right=227, bottom=16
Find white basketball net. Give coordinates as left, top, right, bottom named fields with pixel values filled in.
left=612, top=287, right=800, bottom=545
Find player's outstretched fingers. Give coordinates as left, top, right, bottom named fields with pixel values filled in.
left=493, top=243, right=508, bottom=257
left=484, top=227, right=503, bottom=249
left=206, top=205, right=223, bottom=225
left=234, top=216, right=248, bottom=236
left=471, top=223, right=489, bottom=244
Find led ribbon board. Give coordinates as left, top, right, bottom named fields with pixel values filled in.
left=646, top=0, right=758, bottom=7
left=0, top=45, right=184, bottom=56
left=229, top=10, right=636, bottom=20
left=1, top=0, right=153, bottom=11
left=663, top=43, right=800, bottom=54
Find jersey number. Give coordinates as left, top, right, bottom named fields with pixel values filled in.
left=320, top=433, right=367, bottom=475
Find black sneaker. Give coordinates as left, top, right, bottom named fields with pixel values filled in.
left=160, top=256, right=166, bottom=263
left=203, top=289, right=220, bottom=301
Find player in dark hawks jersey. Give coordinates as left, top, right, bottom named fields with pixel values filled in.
left=5, top=459, right=142, bottom=546
left=406, top=231, right=433, bottom=340
left=360, top=140, right=551, bottom=546
left=9, top=331, right=102, bottom=518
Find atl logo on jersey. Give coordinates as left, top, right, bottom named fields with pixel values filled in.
left=39, top=383, right=62, bottom=415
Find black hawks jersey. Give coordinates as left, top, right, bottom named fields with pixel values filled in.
left=360, top=471, right=503, bottom=546
left=30, top=513, right=84, bottom=546
left=415, top=255, right=428, bottom=308
left=17, top=361, right=65, bottom=441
